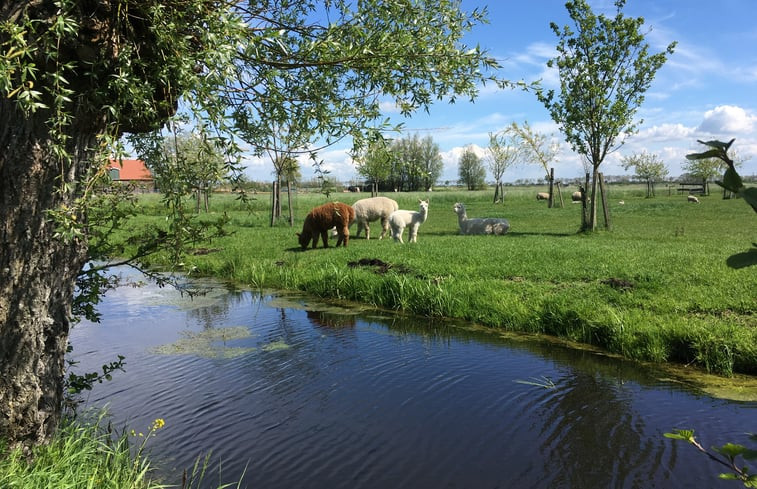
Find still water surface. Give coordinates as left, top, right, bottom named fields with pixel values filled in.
left=70, top=270, right=756, bottom=488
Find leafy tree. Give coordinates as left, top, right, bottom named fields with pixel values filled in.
left=621, top=151, right=669, bottom=197
left=416, top=135, right=444, bottom=191
left=537, top=0, right=676, bottom=230
left=355, top=137, right=393, bottom=192
left=160, top=131, right=227, bottom=212
left=0, top=0, right=502, bottom=448
left=509, top=121, right=560, bottom=206
left=458, top=146, right=487, bottom=190
left=388, top=134, right=443, bottom=191
left=486, top=129, right=523, bottom=203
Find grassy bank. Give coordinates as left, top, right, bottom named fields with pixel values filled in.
left=123, top=186, right=756, bottom=376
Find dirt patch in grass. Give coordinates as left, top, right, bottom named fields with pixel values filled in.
left=348, top=257, right=412, bottom=275
left=600, top=277, right=634, bottom=291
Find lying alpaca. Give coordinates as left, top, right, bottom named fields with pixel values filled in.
left=353, top=196, right=399, bottom=240
left=389, top=199, right=429, bottom=243
left=297, top=202, right=355, bottom=250
left=452, top=202, right=510, bottom=235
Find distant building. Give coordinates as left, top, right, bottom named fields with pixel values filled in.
left=108, top=159, right=155, bottom=192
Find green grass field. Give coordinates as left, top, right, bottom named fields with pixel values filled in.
left=122, top=185, right=756, bottom=376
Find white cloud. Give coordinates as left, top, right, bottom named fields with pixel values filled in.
left=697, top=105, right=757, bottom=135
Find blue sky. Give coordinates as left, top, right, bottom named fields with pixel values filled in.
left=242, top=0, right=757, bottom=185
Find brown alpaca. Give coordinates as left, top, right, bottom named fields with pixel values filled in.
left=297, top=202, right=355, bottom=250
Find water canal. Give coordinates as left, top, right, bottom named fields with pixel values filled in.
left=69, top=269, right=756, bottom=488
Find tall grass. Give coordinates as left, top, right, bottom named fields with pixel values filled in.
left=0, top=411, right=242, bottom=489
left=116, top=186, right=757, bottom=376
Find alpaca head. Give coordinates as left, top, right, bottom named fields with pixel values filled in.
left=418, top=199, right=429, bottom=215
left=296, top=232, right=310, bottom=250
left=453, top=202, right=465, bottom=216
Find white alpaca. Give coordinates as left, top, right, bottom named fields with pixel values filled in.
left=688, top=195, right=700, bottom=203
left=352, top=196, right=399, bottom=240
left=389, top=199, right=429, bottom=243
left=453, top=203, right=510, bottom=235
left=536, top=192, right=549, bottom=201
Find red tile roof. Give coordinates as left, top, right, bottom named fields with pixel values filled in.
left=108, top=159, right=153, bottom=181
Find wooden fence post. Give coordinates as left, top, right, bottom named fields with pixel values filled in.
left=599, top=172, right=611, bottom=230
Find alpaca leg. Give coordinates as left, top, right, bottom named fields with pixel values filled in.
left=320, top=230, right=329, bottom=248
left=392, top=224, right=405, bottom=243
left=409, top=223, right=418, bottom=243
left=311, top=232, right=319, bottom=249
left=340, top=226, right=350, bottom=247
left=379, top=218, right=388, bottom=240
left=364, top=221, right=371, bottom=240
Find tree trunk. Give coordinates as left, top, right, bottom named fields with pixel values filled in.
left=587, top=168, right=599, bottom=231
left=287, top=181, right=293, bottom=227
left=0, top=102, right=94, bottom=450
left=548, top=168, right=555, bottom=208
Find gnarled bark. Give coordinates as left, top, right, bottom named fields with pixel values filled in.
left=0, top=101, right=94, bottom=449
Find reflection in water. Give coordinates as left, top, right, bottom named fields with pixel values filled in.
left=307, top=310, right=357, bottom=329
left=68, top=271, right=756, bottom=489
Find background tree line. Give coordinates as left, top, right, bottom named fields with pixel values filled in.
left=355, top=134, right=443, bottom=192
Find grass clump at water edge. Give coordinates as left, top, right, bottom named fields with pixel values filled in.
left=0, top=411, right=243, bottom=489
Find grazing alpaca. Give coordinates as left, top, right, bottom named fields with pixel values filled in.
left=353, top=196, right=399, bottom=240
left=688, top=195, right=700, bottom=203
left=389, top=199, right=429, bottom=243
left=297, top=202, right=355, bottom=250
left=536, top=192, right=549, bottom=201
left=452, top=203, right=510, bottom=235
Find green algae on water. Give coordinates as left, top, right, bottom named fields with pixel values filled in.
left=150, top=326, right=256, bottom=358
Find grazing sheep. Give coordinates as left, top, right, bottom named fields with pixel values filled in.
left=688, top=195, right=700, bottom=203
left=453, top=203, right=510, bottom=235
left=353, top=196, right=399, bottom=240
left=389, top=199, right=429, bottom=243
left=536, top=192, right=549, bottom=201
left=297, top=202, right=355, bottom=250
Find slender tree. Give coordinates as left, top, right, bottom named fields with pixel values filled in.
left=486, top=129, right=522, bottom=203
left=681, top=156, right=724, bottom=196
left=509, top=121, right=560, bottom=206
left=0, top=0, right=503, bottom=448
left=458, top=146, right=487, bottom=190
left=621, top=151, right=668, bottom=197
left=537, top=0, right=676, bottom=230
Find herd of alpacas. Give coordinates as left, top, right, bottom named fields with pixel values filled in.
left=297, top=196, right=509, bottom=250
